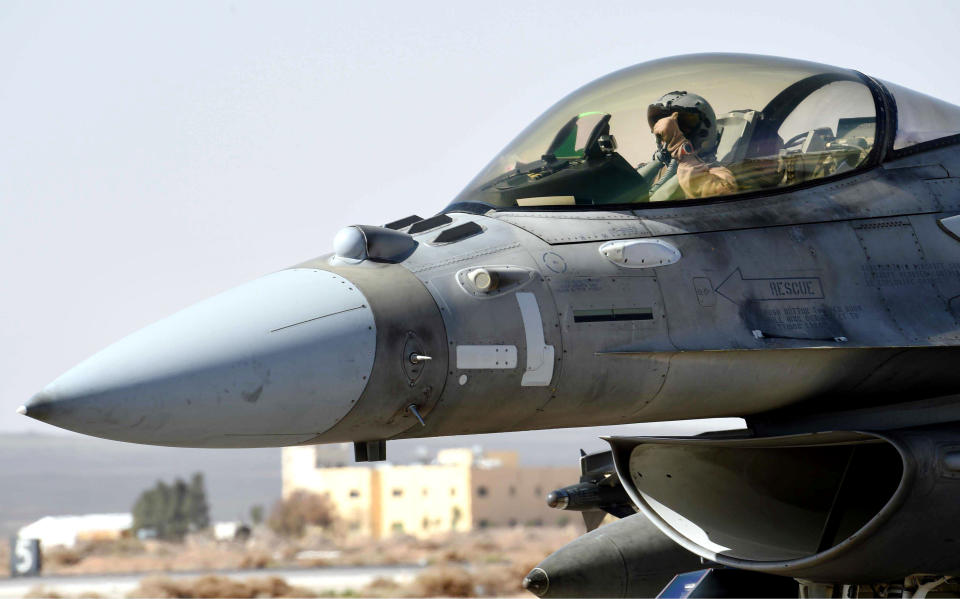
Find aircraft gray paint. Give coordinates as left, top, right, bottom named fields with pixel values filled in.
left=20, top=54, right=960, bottom=596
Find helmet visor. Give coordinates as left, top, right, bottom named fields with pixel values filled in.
left=647, top=105, right=701, bottom=136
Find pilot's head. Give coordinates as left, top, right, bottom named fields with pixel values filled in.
left=647, top=91, right=719, bottom=156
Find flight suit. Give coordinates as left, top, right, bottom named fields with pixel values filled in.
left=652, top=112, right=737, bottom=199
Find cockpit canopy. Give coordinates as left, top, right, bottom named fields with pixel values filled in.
left=447, top=54, right=960, bottom=211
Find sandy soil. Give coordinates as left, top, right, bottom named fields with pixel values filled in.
left=6, top=526, right=580, bottom=597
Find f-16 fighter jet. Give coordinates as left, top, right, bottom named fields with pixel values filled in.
left=21, top=53, right=960, bottom=597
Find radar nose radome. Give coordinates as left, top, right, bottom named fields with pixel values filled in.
left=25, top=268, right=376, bottom=447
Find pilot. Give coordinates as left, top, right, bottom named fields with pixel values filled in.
left=646, top=91, right=737, bottom=199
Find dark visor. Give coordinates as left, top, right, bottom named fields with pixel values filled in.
left=647, top=106, right=701, bottom=136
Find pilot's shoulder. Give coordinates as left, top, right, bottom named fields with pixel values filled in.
left=705, top=158, right=734, bottom=172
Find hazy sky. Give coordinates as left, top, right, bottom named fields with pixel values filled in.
left=3, top=0, right=959, bottom=434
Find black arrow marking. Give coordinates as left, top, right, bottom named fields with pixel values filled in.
left=716, top=268, right=824, bottom=305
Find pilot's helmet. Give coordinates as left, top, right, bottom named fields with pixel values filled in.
left=647, top=91, right=719, bottom=156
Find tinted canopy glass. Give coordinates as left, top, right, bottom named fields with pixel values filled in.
left=448, top=54, right=878, bottom=210
left=882, top=80, right=960, bottom=150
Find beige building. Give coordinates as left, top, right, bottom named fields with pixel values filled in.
left=282, top=444, right=579, bottom=538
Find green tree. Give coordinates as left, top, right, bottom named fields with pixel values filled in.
left=185, top=472, right=211, bottom=531
left=131, top=472, right=210, bottom=540
left=132, top=480, right=173, bottom=538
left=132, top=480, right=162, bottom=536
left=168, top=478, right=190, bottom=539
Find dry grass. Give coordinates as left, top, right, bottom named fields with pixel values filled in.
left=31, top=526, right=578, bottom=597
left=48, top=525, right=577, bottom=572
left=125, top=564, right=545, bottom=599
left=23, top=587, right=102, bottom=599
left=41, top=534, right=275, bottom=576
left=44, top=546, right=88, bottom=568
left=267, top=492, right=338, bottom=539
left=332, top=526, right=576, bottom=570
left=408, top=565, right=475, bottom=597
left=43, top=538, right=151, bottom=572
left=349, top=529, right=570, bottom=598
left=129, top=571, right=534, bottom=599
left=362, top=576, right=403, bottom=596
left=14, top=526, right=572, bottom=599
left=129, top=575, right=317, bottom=598
left=357, top=560, right=543, bottom=598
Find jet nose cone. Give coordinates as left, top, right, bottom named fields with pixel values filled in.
left=21, top=396, right=48, bottom=420
left=29, top=268, right=376, bottom=446
left=522, top=567, right=550, bottom=596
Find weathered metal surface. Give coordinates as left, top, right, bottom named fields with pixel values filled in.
left=599, top=238, right=682, bottom=269
left=26, top=269, right=376, bottom=447
left=608, top=426, right=960, bottom=583
left=25, top=96, right=960, bottom=451
left=523, top=512, right=702, bottom=598
left=455, top=345, right=517, bottom=369
left=20, top=53, right=960, bottom=593
left=292, top=259, right=449, bottom=445
left=32, top=138, right=959, bottom=444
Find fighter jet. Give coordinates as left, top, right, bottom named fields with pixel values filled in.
left=20, top=53, right=960, bottom=596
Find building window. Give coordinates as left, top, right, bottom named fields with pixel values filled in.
left=349, top=489, right=360, bottom=498
left=509, top=486, right=516, bottom=496
left=392, top=522, right=404, bottom=533
left=422, top=517, right=429, bottom=530
left=479, top=519, right=489, bottom=528
left=422, top=488, right=428, bottom=496
left=392, top=488, right=403, bottom=497
left=534, top=486, right=542, bottom=498
left=450, top=488, right=456, bottom=496
left=477, top=486, right=488, bottom=497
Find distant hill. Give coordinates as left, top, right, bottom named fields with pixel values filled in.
left=0, top=419, right=740, bottom=537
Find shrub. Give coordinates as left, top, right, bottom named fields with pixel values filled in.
left=129, top=575, right=316, bottom=598
left=44, top=546, right=85, bottom=567
left=410, top=565, right=474, bottom=597
left=267, top=491, right=338, bottom=538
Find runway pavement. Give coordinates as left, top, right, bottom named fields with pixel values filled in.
left=0, top=564, right=421, bottom=598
